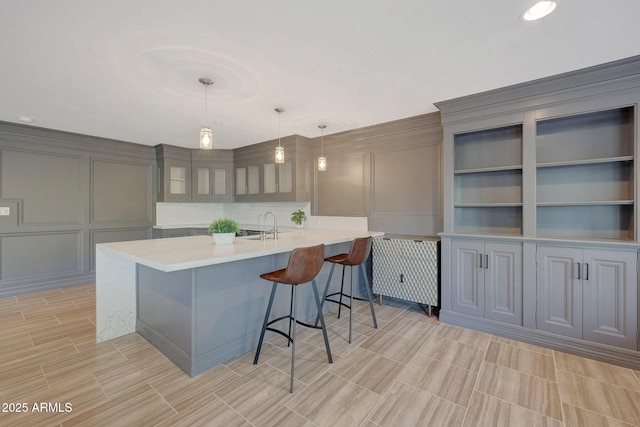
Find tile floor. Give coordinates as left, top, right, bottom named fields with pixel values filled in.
left=1, top=284, right=640, bottom=426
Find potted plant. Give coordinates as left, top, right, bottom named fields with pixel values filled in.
left=208, top=218, right=241, bottom=244
left=290, top=209, right=307, bottom=229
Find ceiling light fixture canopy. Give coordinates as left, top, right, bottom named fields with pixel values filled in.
left=318, top=124, right=327, bottom=171
left=522, top=1, right=556, bottom=21
left=274, top=107, right=285, bottom=163
left=199, top=78, right=213, bottom=150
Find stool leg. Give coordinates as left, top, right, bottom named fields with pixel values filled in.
left=287, top=285, right=295, bottom=348
left=337, top=265, right=346, bottom=319
left=315, top=262, right=336, bottom=327
left=289, top=284, right=298, bottom=393
left=254, top=282, right=278, bottom=364
left=360, top=264, right=378, bottom=329
left=348, top=265, right=354, bottom=343
left=312, top=279, right=333, bottom=364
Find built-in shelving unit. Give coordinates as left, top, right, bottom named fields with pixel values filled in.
left=453, top=124, right=523, bottom=235
left=535, top=107, right=635, bottom=240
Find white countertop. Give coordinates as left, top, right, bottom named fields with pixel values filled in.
left=98, top=229, right=384, bottom=272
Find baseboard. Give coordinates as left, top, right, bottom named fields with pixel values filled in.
left=440, top=310, right=640, bottom=370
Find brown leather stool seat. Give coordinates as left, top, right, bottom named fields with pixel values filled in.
left=317, top=236, right=378, bottom=343
left=253, top=243, right=332, bottom=393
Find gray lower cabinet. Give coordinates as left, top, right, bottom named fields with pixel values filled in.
left=536, top=245, right=638, bottom=349
left=153, top=228, right=209, bottom=238
left=372, top=236, right=439, bottom=311
left=451, top=239, right=522, bottom=325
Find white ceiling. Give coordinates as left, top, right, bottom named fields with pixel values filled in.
left=1, top=0, right=639, bottom=150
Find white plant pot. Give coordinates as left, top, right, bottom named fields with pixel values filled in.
left=212, top=233, right=236, bottom=245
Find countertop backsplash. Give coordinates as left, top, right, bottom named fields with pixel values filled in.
left=155, top=202, right=368, bottom=231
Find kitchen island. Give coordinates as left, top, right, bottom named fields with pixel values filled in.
left=96, top=229, right=382, bottom=376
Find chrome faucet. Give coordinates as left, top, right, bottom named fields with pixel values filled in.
left=264, top=210, right=278, bottom=240
left=257, top=213, right=265, bottom=240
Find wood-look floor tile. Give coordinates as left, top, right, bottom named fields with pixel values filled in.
left=356, top=301, right=406, bottom=322
left=0, top=312, right=60, bottom=339
left=215, top=364, right=301, bottom=423
left=22, top=300, right=78, bottom=320
left=436, top=323, right=491, bottom=349
left=254, top=404, right=315, bottom=427
left=475, top=362, right=563, bottom=420
left=0, top=363, right=49, bottom=402
left=29, top=318, right=95, bottom=347
left=381, top=315, right=438, bottom=342
left=420, top=335, right=485, bottom=372
left=557, top=370, right=640, bottom=425
left=490, top=335, right=554, bottom=355
left=368, top=381, right=466, bottom=427
left=397, top=303, right=441, bottom=324
left=267, top=340, right=337, bottom=385
left=151, top=364, right=240, bottom=413
left=484, top=341, right=556, bottom=381
left=305, top=322, right=368, bottom=358
left=330, top=347, right=405, bottom=395
left=53, top=305, right=95, bottom=324
left=324, top=310, right=383, bottom=337
left=286, top=372, right=379, bottom=426
left=224, top=342, right=286, bottom=377
left=359, top=330, right=424, bottom=364
left=92, top=351, right=179, bottom=398
left=61, top=384, right=175, bottom=427
left=464, top=391, right=563, bottom=427
left=0, top=337, right=78, bottom=373
left=0, top=375, right=108, bottom=427
left=398, top=352, right=477, bottom=406
left=155, top=394, right=250, bottom=427
left=554, top=350, right=640, bottom=391
left=42, top=341, right=127, bottom=387
left=562, top=403, right=638, bottom=427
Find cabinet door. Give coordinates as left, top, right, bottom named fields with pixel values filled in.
left=451, top=240, right=484, bottom=317
left=583, top=249, right=638, bottom=349
left=484, top=242, right=522, bottom=325
left=536, top=246, right=582, bottom=338
left=372, top=238, right=403, bottom=297
left=264, top=161, right=294, bottom=200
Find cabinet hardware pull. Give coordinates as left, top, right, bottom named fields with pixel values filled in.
left=577, top=262, right=581, bottom=280
left=485, top=254, right=489, bottom=270
left=400, top=273, right=404, bottom=283
left=585, top=263, right=589, bottom=280
left=479, top=254, right=483, bottom=269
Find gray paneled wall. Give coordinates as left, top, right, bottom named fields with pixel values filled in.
left=0, top=122, right=155, bottom=297
left=312, top=113, right=443, bottom=236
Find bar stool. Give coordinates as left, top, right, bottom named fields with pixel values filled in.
left=317, top=236, right=378, bottom=343
left=253, top=243, right=332, bottom=393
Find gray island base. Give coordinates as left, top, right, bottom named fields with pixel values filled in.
left=96, top=229, right=381, bottom=377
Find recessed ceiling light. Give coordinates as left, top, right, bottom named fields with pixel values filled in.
left=18, top=115, right=34, bottom=123
left=523, top=1, right=557, bottom=21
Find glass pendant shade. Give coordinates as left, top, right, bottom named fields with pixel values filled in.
left=199, top=127, right=213, bottom=149
left=317, top=124, right=327, bottom=171
left=274, top=107, right=285, bottom=163
left=318, top=156, right=327, bottom=171
left=198, top=77, right=214, bottom=150
left=275, top=145, right=285, bottom=163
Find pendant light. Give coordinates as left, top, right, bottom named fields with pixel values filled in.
left=317, top=124, right=327, bottom=171
left=274, top=107, right=285, bottom=163
left=199, top=78, right=213, bottom=149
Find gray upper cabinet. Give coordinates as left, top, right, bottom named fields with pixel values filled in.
left=191, top=149, right=233, bottom=203
left=156, top=145, right=233, bottom=203
left=233, top=135, right=311, bottom=202
left=156, top=145, right=191, bottom=203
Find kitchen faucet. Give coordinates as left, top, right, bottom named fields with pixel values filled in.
left=263, top=210, right=278, bottom=240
